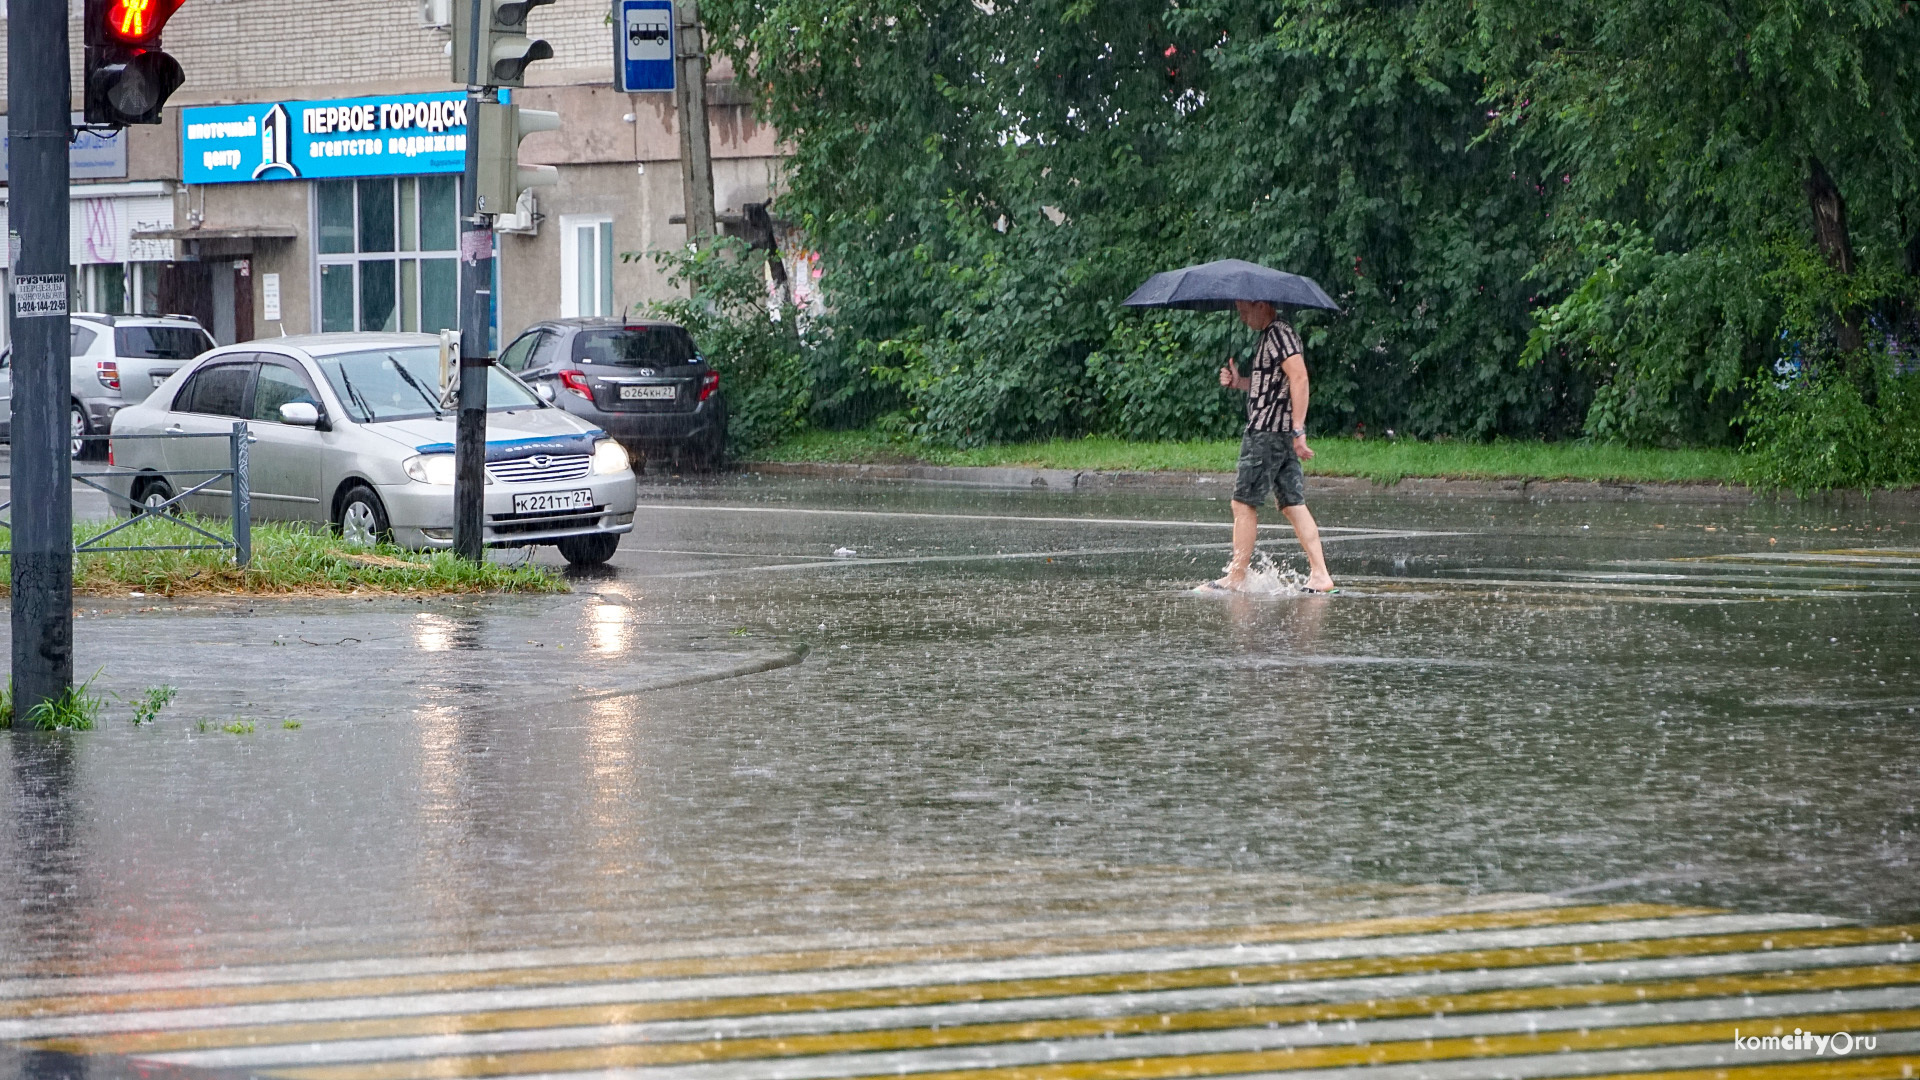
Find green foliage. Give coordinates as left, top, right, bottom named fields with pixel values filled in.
left=0, top=518, right=564, bottom=596
left=749, top=429, right=1741, bottom=485
left=223, top=719, right=256, bottom=735
left=692, top=0, right=1920, bottom=478
left=633, top=238, right=812, bottom=453
left=130, top=685, right=178, bottom=726
left=1737, top=361, right=1920, bottom=495
left=22, top=676, right=104, bottom=732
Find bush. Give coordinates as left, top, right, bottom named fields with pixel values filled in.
left=633, top=239, right=812, bottom=454
left=1736, top=360, right=1920, bottom=494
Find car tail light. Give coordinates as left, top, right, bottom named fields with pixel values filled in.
left=698, top=370, right=720, bottom=402
left=97, top=360, right=120, bottom=390
left=557, top=369, right=593, bottom=399
left=107, top=444, right=114, bottom=466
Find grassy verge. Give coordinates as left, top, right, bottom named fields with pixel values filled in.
left=0, top=517, right=565, bottom=597
left=746, top=430, right=1743, bottom=485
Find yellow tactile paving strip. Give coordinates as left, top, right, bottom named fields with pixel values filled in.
left=3, top=904, right=1915, bottom=1080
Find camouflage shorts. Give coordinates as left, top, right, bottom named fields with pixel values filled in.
left=1232, top=429, right=1305, bottom=508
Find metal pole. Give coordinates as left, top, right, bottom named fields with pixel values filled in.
left=453, top=81, right=494, bottom=562
left=674, top=0, right=715, bottom=243
left=229, top=422, right=251, bottom=567
left=8, top=0, right=75, bottom=712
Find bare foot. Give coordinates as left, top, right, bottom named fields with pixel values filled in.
left=1212, top=573, right=1245, bottom=591
left=1305, top=574, right=1335, bottom=593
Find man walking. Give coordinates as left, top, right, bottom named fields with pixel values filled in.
left=1208, top=300, right=1335, bottom=593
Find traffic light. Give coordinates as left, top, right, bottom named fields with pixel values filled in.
left=473, top=101, right=560, bottom=215
left=452, top=0, right=557, bottom=87
left=84, top=0, right=187, bottom=125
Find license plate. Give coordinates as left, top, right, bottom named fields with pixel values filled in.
left=619, top=384, right=677, bottom=400
left=151, top=370, right=177, bottom=387
left=512, top=489, right=594, bottom=514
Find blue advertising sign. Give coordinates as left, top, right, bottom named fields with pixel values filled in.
left=616, top=0, right=675, bottom=92
left=181, top=92, right=473, bottom=185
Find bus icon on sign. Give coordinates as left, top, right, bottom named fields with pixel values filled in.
left=629, top=20, right=668, bottom=48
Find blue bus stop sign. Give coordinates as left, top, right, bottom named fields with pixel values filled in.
left=616, top=0, right=675, bottom=92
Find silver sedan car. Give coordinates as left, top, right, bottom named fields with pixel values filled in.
left=108, top=333, right=638, bottom=565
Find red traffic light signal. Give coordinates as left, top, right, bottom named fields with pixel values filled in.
left=103, top=0, right=183, bottom=44
left=85, top=0, right=187, bottom=125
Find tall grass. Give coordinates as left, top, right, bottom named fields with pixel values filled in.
left=0, top=517, right=565, bottom=596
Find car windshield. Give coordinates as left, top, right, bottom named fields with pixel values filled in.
left=116, top=326, right=212, bottom=360
left=315, top=347, right=542, bottom=423
left=572, top=327, right=698, bottom=366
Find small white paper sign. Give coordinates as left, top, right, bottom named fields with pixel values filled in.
left=14, top=274, right=68, bottom=318
left=263, top=272, right=282, bottom=322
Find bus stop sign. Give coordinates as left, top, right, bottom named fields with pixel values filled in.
left=615, top=0, right=674, bottom=92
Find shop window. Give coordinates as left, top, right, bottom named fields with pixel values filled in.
left=560, top=215, right=615, bottom=318
left=314, top=177, right=461, bottom=334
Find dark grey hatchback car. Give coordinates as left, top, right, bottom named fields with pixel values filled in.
left=498, top=319, right=727, bottom=468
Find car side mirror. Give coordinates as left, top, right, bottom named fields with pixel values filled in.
left=535, top=383, right=555, bottom=402
left=280, top=401, right=321, bottom=427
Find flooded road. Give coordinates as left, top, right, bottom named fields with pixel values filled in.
left=0, top=476, right=1915, bottom=1079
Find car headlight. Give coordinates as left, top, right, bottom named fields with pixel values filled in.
left=403, top=453, right=458, bottom=485
left=592, top=439, right=631, bottom=475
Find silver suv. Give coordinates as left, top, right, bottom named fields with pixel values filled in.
left=0, top=313, right=215, bottom=459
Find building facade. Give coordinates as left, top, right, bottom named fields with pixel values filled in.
left=0, top=0, right=782, bottom=349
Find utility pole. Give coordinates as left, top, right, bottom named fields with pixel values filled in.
left=454, top=78, right=493, bottom=563
left=673, top=0, right=715, bottom=244
left=8, top=0, right=75, bottom=713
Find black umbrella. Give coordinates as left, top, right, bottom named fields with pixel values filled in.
left=1121, top=258, right=1338, bottom=311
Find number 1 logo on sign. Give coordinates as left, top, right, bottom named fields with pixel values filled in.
left=13, top=274, right=69, bottom=318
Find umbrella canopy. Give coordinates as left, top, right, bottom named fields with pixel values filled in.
left=1121, top=258, right=1338, bottom=312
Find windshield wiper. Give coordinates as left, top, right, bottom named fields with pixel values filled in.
left=388, top=356, right=446, bottom=417
left=336, top=368, right=377, bottom=421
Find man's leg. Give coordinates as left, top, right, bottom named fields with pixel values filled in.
left=1280, top=503, right=1334, bottom=591
left=1217, top=499, right=1259, bottom=588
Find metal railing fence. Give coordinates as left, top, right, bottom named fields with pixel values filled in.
left=0, top=422, right=252, bottom=566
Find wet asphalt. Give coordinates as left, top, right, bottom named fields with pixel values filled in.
left=1, top=474, right=1917, bottom=974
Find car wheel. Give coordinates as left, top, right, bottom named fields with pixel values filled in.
left=336, top=485, right=392, bottom=548
left=556, top=532, right=619, bottom=567
left=70, top=403, right=89, bottom=460
left=131, top=476, right=174, bottom=518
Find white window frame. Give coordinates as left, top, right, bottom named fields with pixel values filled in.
left=560, top=213, right=616, bottom=318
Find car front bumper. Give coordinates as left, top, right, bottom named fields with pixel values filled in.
left=379, top=472, right=640, bottom=550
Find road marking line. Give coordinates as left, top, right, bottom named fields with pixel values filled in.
left=2, top=925, right=1905, bottom=1042
left=476, top=1041, right=1920, bottom=1080
left=121, top=972, right=1920, bottom=1069
left=255, top=1007, right=1920, bottom=1080
left=0, top=915, right=1845, bottom=1024
left=0, top=905, right=1701, bottom=1000
left=31, top=949, right=1920, bottom=1057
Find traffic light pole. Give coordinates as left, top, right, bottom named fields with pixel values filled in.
left=8, top=0, right=76, bottom=712
left=454, top=81, right=494, bottom=563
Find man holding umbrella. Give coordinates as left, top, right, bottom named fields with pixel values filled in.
left=1121, top=258, right=1338, bottom=594
left=1213, top=300, right=1334, bottom=593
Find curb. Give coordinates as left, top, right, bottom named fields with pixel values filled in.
left=745, top=461, right=1765, bottom=504
left=745, top=461, right=1920, bottom=507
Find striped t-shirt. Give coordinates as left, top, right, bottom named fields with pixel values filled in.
left=1245, top=319, right=1304, bottom=434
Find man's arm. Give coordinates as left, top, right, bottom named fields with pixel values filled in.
left=1281, top=352, right=1313, bottom=460
left=1219, top=358, right=1251, bottom=391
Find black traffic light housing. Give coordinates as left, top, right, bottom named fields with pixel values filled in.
left=452, top=0, right=557, bottom=87
left=84, top=0, right=187, bottom=126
